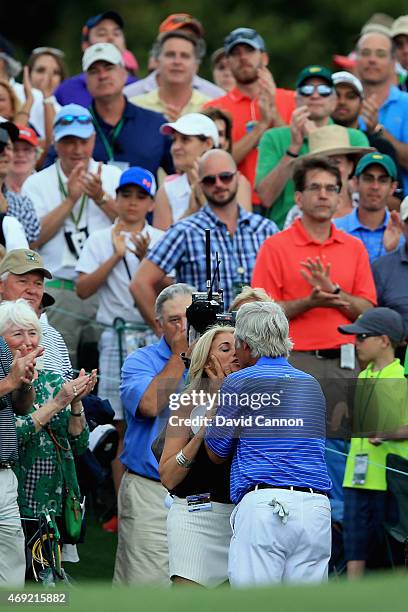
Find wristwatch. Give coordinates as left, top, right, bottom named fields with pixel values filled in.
left=97, top=192, right=110, bottom=207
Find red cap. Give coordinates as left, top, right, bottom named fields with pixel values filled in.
left=159, top=13, right=204, bottom=38
left=332, top=53, right=357, bottom=72
left=15, top=125, right=39, bottom=147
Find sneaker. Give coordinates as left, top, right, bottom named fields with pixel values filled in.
left=102, top=515, right=118, bottom=533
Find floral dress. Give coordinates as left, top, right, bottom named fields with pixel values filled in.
left=13, top=370, right=89, bottom=518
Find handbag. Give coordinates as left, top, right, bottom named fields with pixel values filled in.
left=46, top=426, right=83, bottom=544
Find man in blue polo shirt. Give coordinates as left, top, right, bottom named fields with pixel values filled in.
left=113, top=283, right=193, bottom=586
left=83, top=43, right=173, bottom=175
left=206, top=301, right=332, bottom=586
left=334, top=152, right=404, bottom=263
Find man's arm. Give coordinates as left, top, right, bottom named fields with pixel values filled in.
left=232, top=120, right=271, bottom=166
left=382, top=127, right=408, bottom=170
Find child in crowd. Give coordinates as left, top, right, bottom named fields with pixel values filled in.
left=338, top=307, right=408, bottom=579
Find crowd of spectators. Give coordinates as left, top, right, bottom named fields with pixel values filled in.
left=1, top=8, right=408, bottom=589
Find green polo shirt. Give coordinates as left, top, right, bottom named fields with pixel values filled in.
left=256, top=123, right=370, bottom=229
left=343, top=359, right=408, bottom=491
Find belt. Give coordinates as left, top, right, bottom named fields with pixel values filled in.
left=308, top=349, right=341, bottom=360
left=126, top=468, right=160, bottom=483
left=0, top=462, right=13, bottom=470
left=46, top=279, right=75, bottom=291
left=249, top=484, right=328, bottom=497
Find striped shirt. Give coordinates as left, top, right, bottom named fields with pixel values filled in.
left=3, top=185, right=41, bottom=244
left=0, top=337, right=18, bottom=463
left=40, top=318, right=73, bottom=380
left=147, top=205, right=278, bottom=308
left=206, top=356, right=331, bottom=503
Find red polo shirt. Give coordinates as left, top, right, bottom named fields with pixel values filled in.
left=203, top=87, right=295, bottom=203
left=251, top=219, right=377, bottom=350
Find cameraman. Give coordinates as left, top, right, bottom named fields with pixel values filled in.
left=113, top=283, right=193, bottom=586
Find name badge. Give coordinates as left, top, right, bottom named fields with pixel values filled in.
left=352, top=453, right=369, bottom=485
left=186, top=493, right=212, bottom=512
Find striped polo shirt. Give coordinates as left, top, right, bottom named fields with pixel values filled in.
left=206, top=356, right=331, bottom=504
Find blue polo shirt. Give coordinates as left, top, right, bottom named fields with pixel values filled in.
left=206, top=356, right=331, bottom=504
left=91, top=99, right=174, bottom=175
left=120, top=336, right=187, bottom=480
left=359, top=86, right=408, bottom=195
left=334, top=208, right=404, bottom=263
left=372, top=242, right=408, bottom=332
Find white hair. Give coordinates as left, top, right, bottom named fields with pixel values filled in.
left=0, top=299, right=42, bottom=338
left=235, top=301, right=293, bottom=358
left=155, top=283, right=195, bottom=320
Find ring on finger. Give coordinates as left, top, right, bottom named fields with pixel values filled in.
left=73, top=385, right=78, bottom=397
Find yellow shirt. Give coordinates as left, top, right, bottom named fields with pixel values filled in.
left=130, top=88, right=211, bottom=118
left=343, top=359, right=408, bottom=491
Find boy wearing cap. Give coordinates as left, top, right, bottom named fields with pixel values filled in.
left=339, top=307, right=408, bottom=578
left=256, top=65, right=369, bottom=228
left=76, top=167, right=165, bottom=494
left=334, top=152, right=404, bottom=263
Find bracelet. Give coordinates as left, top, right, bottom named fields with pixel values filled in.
left=32, top=413, right=44, bottom=428
left=96, top=192, right=110, bottom=207
left=16, top=110, right=30, bottom=116
left=286, top=149, right=299, bottom=158
left=43, top=95, right=56, bottom=105
left=70, top=406, right=85, bottom=417
left=175, top=449, right=194, bottom=468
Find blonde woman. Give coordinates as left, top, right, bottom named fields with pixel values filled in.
left=159, top=325, right=239, bottom=587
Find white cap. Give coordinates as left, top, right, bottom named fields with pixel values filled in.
left=82, top=42, right=124, bottom=72
left=400, top=196, right=408, bottom=221
left=332, top=71, right=364, bottom=97
left=391, top=15, right=408, bottom=38
left=160, top=113, right=219, bottom=148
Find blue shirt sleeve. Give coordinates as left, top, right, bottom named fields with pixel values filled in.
left=120, top=349, right=158, bottom=419
left=205, top=376, right=240, bottom=458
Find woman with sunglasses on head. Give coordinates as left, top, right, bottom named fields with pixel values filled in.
left=153, top=113, right=218, bottom=230
left=159, top=325, right=239, bottom=587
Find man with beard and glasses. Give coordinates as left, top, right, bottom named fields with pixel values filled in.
left=203, top=28, right=295, bottom=205
left=130, top=149, right=278, bottom=330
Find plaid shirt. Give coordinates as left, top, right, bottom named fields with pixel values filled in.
left=147, top=205, right=278, bottom=308
left=3, top=185, right=40, bottom=243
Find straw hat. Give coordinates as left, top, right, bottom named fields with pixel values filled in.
left=303, top=125, right=374, bottom=160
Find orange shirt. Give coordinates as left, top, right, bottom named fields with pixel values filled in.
left=251, top=219, right=377, bottom=350
left=203, top=87, right=295, bottom=203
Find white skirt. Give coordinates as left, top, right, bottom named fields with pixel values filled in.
left=167, top=496, right=234, bottom=587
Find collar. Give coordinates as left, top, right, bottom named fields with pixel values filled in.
left=227, top=86, right=253, bottom=102
left=256, top=356, right=289, bottom=366
left=292, top=218, right=345, bottom=246
left=383, top=85, right=401, bottom=105
left=91, top=97, right=136, bottom=124
left=365, top=358, right=401, bottom=378
left=200, top=204, right=252, bottom=227
left=157, top=336, right=172, bottom=360
left=347, top=207, right=389, bottom=231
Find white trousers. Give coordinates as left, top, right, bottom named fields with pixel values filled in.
left=0, top=469, right=26, bottom=587
left=229, top=488, right=331, bottom=587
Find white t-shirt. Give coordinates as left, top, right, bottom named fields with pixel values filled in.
left=163, top=173, right=191, bottom=222
left=22, top=159, right=121, bottom=279
left=76, top=223, right=165, bottom=325
left=2, top=216, right=29, bottom=250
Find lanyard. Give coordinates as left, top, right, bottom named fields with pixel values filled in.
left=90, top=108, right=125, bottom=161
left=357, top=368, right=382, bottom=450
left=56, top=161, right=88, bottom=229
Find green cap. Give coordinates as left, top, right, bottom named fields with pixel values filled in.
left=296, top=65, right=333, bottom=88
left=355, top=152, right=397, bottom=180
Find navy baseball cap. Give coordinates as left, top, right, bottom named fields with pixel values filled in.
left=82, top=12, right=124, bottom=42
left=338, top=307, right=406, bottom=343
left=224, top=28, right=265, bottom=55
left=116, top=167, right=157, bottom=197
left=53, top=104, right=95, bottom=142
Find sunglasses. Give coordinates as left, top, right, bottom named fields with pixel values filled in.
left=297, top=84, right=333, bottom=97
left=356, top=333, right=380, bottom=342
left=200, top=172, right=236, bottom=187
left=31, top=46, right=65, bottom=58
left=55, top=115, right=93, bottom=127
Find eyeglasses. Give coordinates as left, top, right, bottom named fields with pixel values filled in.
left=31, top=46, right=65, bottom=59
left=200, top=172, right=236, bottom=187
left=55, top=115, right=93, bottom=127
left=297, top=84, right=334, bottom=97
left=356, top=333, right=380, bottom=342
left=303, top=183, right=340, bottom=194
